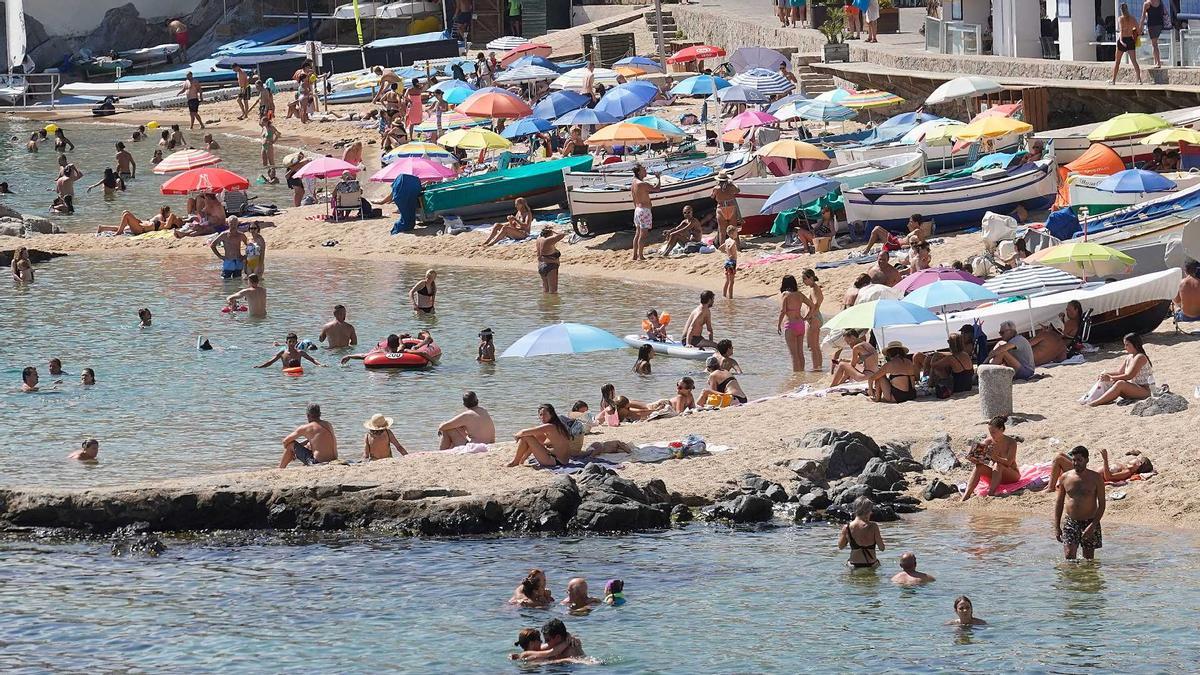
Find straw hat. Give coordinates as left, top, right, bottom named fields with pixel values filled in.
left=883, top=340, right=909, bottom=356
left=716, top=169, right=731, bottom=182
left=363, top=414, right=394, bottom=431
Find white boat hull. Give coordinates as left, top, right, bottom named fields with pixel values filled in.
left=118, top=44, right=181, bottom=64
left=58, top=80, right=178, bottom=97
left=1067, top=172, right=1200, bottom=215
left=835, top=135, right=1021, bottom=171
left=622, top=335, right=713, bottom=360
left=1033, top=105, right=1200, bottom=165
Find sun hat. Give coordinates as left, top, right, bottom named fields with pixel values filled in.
left=716, top=169, right=731, bottom=182
left=363, top=414, right=394, bottom=431
left=884, top=340, right=909, bottom=356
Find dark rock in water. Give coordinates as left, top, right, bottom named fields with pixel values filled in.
left=640, top=479, right=672, bottom=505
left=1130, top=392, right=1189, bottom=417
left=111, top=533, right=167, bottom=557
left=833, top=483, right=874, bottom=506
left=871, top=490, right=903, bottom=504
left=798, top=430, right=880, bottom=480
left=922, top=478, right=959, bottom=501
left=703, top=494, right=774, bottom=523
left=671, top=503, right=693, bottom=523
left=879, top=441, right=913, bottom=462
left=824, top=504, right=853, bottom=522
left=891, top=494, right=921, bottom=506
left=505, top=475, right=581, bottom=532
left=797, top=488, right=831, bottom=510
left=893, top=502, right=923, bottom=514
left=569, top=464, right=671, bottom=532
left=922, top=433, right=960, bottom=473
left=81, top=4, right=172, bottom=55
left=859, top=458, right=903, bottom=492
left=791, top=503, right=812, bottom=522
left=266, top=501, right=296, bottom=528
left=871, top=504, right=899, bottom=522
left=763, top=483, right=789, bottom=503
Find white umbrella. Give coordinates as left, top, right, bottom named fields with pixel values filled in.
left=729, top=68, right=794, bottom=95
left=925, top=76, right=1004, bottom=106
left=486, top=36, right=530, bottom=51
left=496, top=65, right=559, bottom=84
left=899, top=118, right=961, bottom=145
left=550, top=67, right=622, bottom=92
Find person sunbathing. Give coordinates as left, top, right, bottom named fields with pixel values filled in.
left=659, top=205, right=703, bottom=256
left=830, top=329, right=878, bottom=387
left=1083, top=332, right=1154, bottom=406
left=482, top=197, right=534, bottom=245
left=1050, top=448, right=1153, bottom=490
left=507, top=403, right=574, bottom=467
left=916, top=333, right=974, bottom=394
left=960, top=415, right=1020, bottom=501
left=697, top=356, right=748, bottom=406
left=97, top=206, right=182, bottom=235
left=861, top=213, right=926, bottom=254
left=599, top=383, right=654, bottom=422
left=867, top=341, right=917, bottom=403
left=1029, top=300, right=1083, bottom=365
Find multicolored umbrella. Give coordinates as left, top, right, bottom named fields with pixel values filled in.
left=815, top=87, right=855, bottom=104
left=625, top=115, right=687, bottom=139
left=500, top=42, right=551, bottom=68
left=1086, top=112, right=1170, bottom=141
left=723, top=109, right=779, bottom=132
left=369, top=157, right=456, bottom=183
left=160, top=167, right=249, bottom=195
left=586, top=122, right=668, bottom=147
left=413, top=112, right=489, bottom=133
left=455, top=90, right=533, bottom=119
left=667, top=44, right=727, bottom=64
left=668, top=74, right=731, bottom=97
left=439, top=128, right=513, bottom=150
left=729, top=68, right=794, bottom=95
left=293, top=156, right=359, bottom=179
left=152, top=149, right=221, bottom=174
left=842, top=89, right=905, bottom=110
left=900, top=119, right=966, bottom=146
left=500, top=323, right=627, bottom=358
left=823, top=299, right=940, bottom=332
left=532, top=89, right=590, bottom=120
left=614, top=56, right=664, bottom=73
left=382, top=141, right=456, bottom=165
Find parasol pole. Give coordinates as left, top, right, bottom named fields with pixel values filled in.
left=654, top=0, right=667, bottom=73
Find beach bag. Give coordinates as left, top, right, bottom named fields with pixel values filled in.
left=1078, top=379, right=1106, bottom=405
left=560, top=414, right=585, bottom=439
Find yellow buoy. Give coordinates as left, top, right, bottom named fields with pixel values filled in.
left=146, top=120, right=160, bottom=129
left=43, top=123, right=58, bottom=133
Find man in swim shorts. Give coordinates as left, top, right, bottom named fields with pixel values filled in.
left=630, top=164, right=659, bottom=262
left=437, top=391, right=497, bottom=449
left=279, top=403, right=338, bottom=468
left=114, top=142, right=136, bottom=179
left=227, top=274, right=267, bottom=317
left=210, top=224, right=247, bottom=279
left=234, top=64, right=251, bottom=120
left=177, top=72, right=204, bottom=130
left=1054, top=445, right=1105, bottom=561
left=680, top=290, right=719, bottom=350
left=1174, top=260, right=1200, bottom=321
left=320, top=304, right=359, bottom=349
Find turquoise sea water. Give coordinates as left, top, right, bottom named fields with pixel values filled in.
left=2, top=512, right=1196, bottom=672
left=0, top=118, right=291, bottom=232
left=2, top=253, right=799, bottom=488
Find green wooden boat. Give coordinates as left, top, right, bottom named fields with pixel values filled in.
left=422, top=155, right=594, bottom=221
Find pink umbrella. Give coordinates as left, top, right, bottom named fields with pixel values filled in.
left=152, top=148, right=222, bottom=174
left=293, top=156, right=360, bottom=179
left=893, top=266, right=986, bottom=295
left=722, top=110, right=779, bottom=132
left=369, top=157, right=457, bottom=183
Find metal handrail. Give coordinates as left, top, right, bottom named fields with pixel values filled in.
left=3, top=72, right=61, bottom=108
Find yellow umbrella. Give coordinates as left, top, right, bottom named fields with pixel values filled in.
left=952, top=117, right=1033, bottom=141
left=1086, top=112, right=1170, bottom=141
left=438, top=128, right=512, bottom=150
left=585, top=122, right=668, bottom=147
left=1027, top=243, right=1135, bottom=280
left=757, top=139, right=827, bottom=161
left=916, top=123, right=968, bottom=147
left=1140, top=127, right=1200, bottom=146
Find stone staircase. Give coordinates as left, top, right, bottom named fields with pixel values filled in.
left=795, top=55, right=837, bottom=96
left=643, top=8, right=677, bottom=53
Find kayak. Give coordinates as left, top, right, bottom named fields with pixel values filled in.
left=118, top=44, right=182, bottom=64
left=59, top=80, right=178, bottom=97
left=622, top=335, right=713, bottom=361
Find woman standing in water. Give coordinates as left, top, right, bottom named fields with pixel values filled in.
left=946, top=596, right=987, bottom=626
left=837, top=496, right=885, bottom=569
left=536, top=225, right=566, bottom=294
left=260, top=115, right=281, bottom=168
left=777, top=275, right=814, bottom=373
left=410, top=269, right=437, bottom=314
left=802, top=269, right=824, bottom=372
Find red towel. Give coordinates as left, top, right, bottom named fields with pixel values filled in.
left=972, top=462, right=1053, bottom=496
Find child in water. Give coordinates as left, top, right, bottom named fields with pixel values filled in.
left=720, top=225, right=739, bottom=299
left=137, top=308, right=152, bottom=327
left=509, top=628, right=543, bottom=660
left=644, top=309, right=668, bottom=341
left=633, top=344, right=653, bottom=375
left=604, top=579, right=626, bottom=606
left=477, top=328, right=495, bottom=362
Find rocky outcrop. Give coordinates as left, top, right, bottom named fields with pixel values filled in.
left=792, top=428, right=882, bottom=480
left=922, top=479, right=959, bottom=501
left=922, top=433, right=960, bottom=473
left=1130, top=391, right=1189, bottom=417
left=0, top=249, right=66, bottom=267
left=80, top=4, right=173, bottom=55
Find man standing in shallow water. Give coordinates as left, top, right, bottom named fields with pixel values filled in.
left=319, top=304, right=358, bottom=348
left=1055, top=445, right=1106, bottom=561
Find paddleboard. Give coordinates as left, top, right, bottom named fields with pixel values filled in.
left=623, top=335, right=713, bottom=360
left=59, top=81, right=178, bottom=97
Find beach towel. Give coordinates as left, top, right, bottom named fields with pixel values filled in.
left=415, top=442, right=489, bottom=455
left=742, top=252, right=805, bottom=268
left=1041, top=354, right=1087, bottom=368
left=966, top=462, right=1053, bottom=496
left=545, top=457, right=625, bottom=474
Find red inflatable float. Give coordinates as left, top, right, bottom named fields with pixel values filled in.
left=362, top=338, right=442, bottom=369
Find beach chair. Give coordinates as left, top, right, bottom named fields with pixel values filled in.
left=222, top=190, right=249, bottom=216
left=331, top=188, right=363, bottom=221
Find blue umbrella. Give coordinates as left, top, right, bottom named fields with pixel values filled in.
left=505, top=55, right=562, bottom=72
left=904, top=280, right=999, bottom=311
left=500, top=323, right=628, bottom=358
left=553, top=107, right=619, bottom=127
left=594, top=81, right=658, bottom=118
left=669, top=74, right=731, bottom=97
left=430, top=79, right=475, bottom=94
left=759, top=175, right=841, bottom=215
left=879, top=111, right=942, bottom=129
left=614, top=56, right=665, bottom=72
left=625, top=114, right=687, bottom=138
left=1096, top=168, right=1178, bottom=193
left=443, top=87, right=475, bottom=105
left=501, top=115, right=555, bottom=139
left=532, top=89, right=590, bottom=120
left=766, top=92, right=810, bottom=114
left=717, top=84, right=768, bottom=104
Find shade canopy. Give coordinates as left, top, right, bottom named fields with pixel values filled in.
left=983, top=264, right=1084, bottom=297
left=729, top=47, right=788, bottom=73
left=586, top=122, right=668, bottom=146
left=903, top=280, right=999, bottom=311
left=1026, top=242, right=1136, bottom=278
left=550, top=67, right=621, bottom=92
left=499, top=322, right=628, bottom=357
left=429, top=79, right=475, bottom=94
left=893, top=266, right=986, bottom=294
left=160, top=167, right=249, bottom=195
left=717, top=84, right=768, bottom=104
left=443, top=86, right=475, bottom=105
left=814, top=87, right=855, bottom=104
left=951, top=117, right=1032, bottom=141
left=899, top=119, right=964, bottom=146
left=722, top=109, right=778, bottom=132
left=500, top=115, right=555, bottom=139
left=729, top=68, right=794, bottom=95
left=1086, top=112, right=1170, bottom=141
left=625, top=115, right=687, bottom=139
left=369, top=157, right=456, bottom=183
left=767, top=92, right=810, bottom=114
left=439, top=128, right=513, bottom=150
left=668, top=74, right=731, bottom=97
left=414, top=111, right=489, bottom=132
left=455, top=90, right=532, bottom=119
left=1140, top=127, right=1200, bottom=145
left=506, top=55, right=561, bottom=72
left=553, top=107, right=619, bottom=127
left=594, top=81, right=658, bottom=118
left=1095, top=168, right=1177, bottom=193
left=532, top=89, right=590, bottom=119
left=495, top=65, right=559, bottom=84
left=759, top=175, right=841, bottom=214
left=667, top=44, right=726, bottom=64
left=293, top=156, right=359, bottom=179
left=880, top=111, right=943, bottom=129
left=382, top=141, right=456, bottom=165
left=486, top=36, right=529, bottom=51
left=823, top=299, right=941, bottom=331
left=925, top=76, right=1004, bottom=106
left=756, top=139, right=827, bottom=161
left=152, top=149, right=221, bottom=174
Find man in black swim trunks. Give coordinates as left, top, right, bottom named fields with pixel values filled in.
left=233, top=64, right=251, bottom=120
left=177, top=71, right=204, bottom=130
left=279, top=403, right=338, bottom=468
left=1054, top=446, right=1106, bottom=561
left=681, top=290, right=719, bottom=349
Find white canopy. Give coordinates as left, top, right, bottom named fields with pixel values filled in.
left=925, top=76, right=1004, bottom=106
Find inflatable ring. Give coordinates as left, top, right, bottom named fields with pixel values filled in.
left=282, top=366, right=304, bottom=376
left=146, top=121, right=159, bottom=129
left=222, top=305, right=248, bottom=313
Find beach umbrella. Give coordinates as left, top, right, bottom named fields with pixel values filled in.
left=905, top=280, right=999, bottom=313
left=430, top=79, right=475, bottom=94
left=983, top=264, right=1084, bottom=298
left=160, top=167, right=249, bottom=195
left=723, top=109, right=779, bottom=132
left=880, top=111, right=942, bottom=129
left=594, top=81, right=659, bottom=118
left=894, top=266, right=986, bottom=294
left=842, top=89, right=905, bottom=110
left=1086, top=112, right=1170, bottom=141
left=369, top=157, right=456, bottom=183
left=501, top=115, right=555, bottom=139
left=382, top=141, right=456, bottom=165
left=486, top=36, right=529, bottom=51
left=925, top=76, right=1004, bottom=106
left=917, top=122, right=969, bottom=146
left=532, top=89, right=590, bottom=120
left=443, top=86, right=475, bottom=105
left=625, top=115, right=687, bottom=139
left=500, top=42, right=551, bottom=68
left=1027, top=242, right=1136, bottom=279
left=759, top=175, right=840, bottom=214
left=857, top=284, right=904, bottom=304
left=717, top=85, right=769, bottom=104
left=550, top=67, right=621, bottom=92
left=951, top=117, right=1032, bottom=141
left=823, top=300, right=941, bottom=350
left=456, top=90, right=532, bottom=119
left=899, top=118, right=963, bottom=145
left=729, top=47, right=788, bottom=73
left=756, top=139, right=827, bottom=161
left=293, top=156, right=359, bottom=179
left=729, top=68, right=794, bottom=95
left=553, top=107, right=619, bottom=127
left=614, top=64, right=649, bottom=78
left=1140, top=127, right=1200, bottom=145
left=669, top=74, right=731, bottom=97
left=667, top=44, right=727, bottom=64
left=439, top=128, right=512, bottom=150
left=776, top=99, right=857, bottom=122
left=152, top=148, right=221, bottom=174
left=495, top=65, right=559, bottom=84
left=500, top=322, right=627, bottom=358
left=970, top=103, right=1022, bottom=122
left=1096, top=168, right=1177, bottom=193
left=767, top=92, right=810, bottom=114
left=815, top=87, right=855, bottom=104
left=586, top=122, right=668, bottom=147
left=414, top=111, right=489, bottom=133
left=614, top=56, right=665, bottom=73
left=506, top=55, right=561, bottom=72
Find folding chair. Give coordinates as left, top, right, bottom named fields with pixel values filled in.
left=331, top=189, right=363, bottom=221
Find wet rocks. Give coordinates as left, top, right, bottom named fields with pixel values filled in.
left=796, top=488, right=831, bottom=510
left=922, top=433, right=960, bottom=473
left=701, top=494, right=774, bottom=523
left=23, top=216, right=63, bottom=235
left=859, top=458, right=904, bottom=492
left=922, top=479, right=959, bottom=501
left=739, top=474, right=789, bottom=503
left=109, top=524, right=167, bottom=557
left=671, top=504, right=693, bottom=523
left=1130, top=391, right=1189, bottom=417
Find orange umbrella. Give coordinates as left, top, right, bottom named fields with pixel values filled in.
left=586, top=122, right=668, bottom=147
left=160, top=167, right=249, bottom=195
left=614, top=64, right=648, bottom=78
left=500, top=42, right=552, bottom=67
left=152, top=148, right=221, bottom=174
left=455, top=90, right=533, bottom=119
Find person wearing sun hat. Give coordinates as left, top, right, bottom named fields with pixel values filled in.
left=362, top=413, right=407, bottom=461
left=711, top=169, right=740, bottom=248
left=866, top=340, right=918, bottom=403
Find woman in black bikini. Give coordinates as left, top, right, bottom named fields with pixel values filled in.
left=868, top=341, right=917, bottom=403
left=919, top=333, right=975, bottom=394
left=410, top=269, right=437, bottom=314
left=507, top=403, right=574, bottom=467
left=536, top=226, right=567, bottom=294
left=698, top=356, right=749, bottom=406
left=838, top=496, right=885, bottom=569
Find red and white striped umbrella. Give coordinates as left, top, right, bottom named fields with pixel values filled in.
left=152, top=148, right=222, bottom=174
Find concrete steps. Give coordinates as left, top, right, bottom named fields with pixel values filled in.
left=643, top=9, right=676, bottom=51
left=795, top=54, right=837, bottom=96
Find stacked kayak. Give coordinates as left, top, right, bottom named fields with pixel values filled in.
left=118, top=44, right=181, bottom=64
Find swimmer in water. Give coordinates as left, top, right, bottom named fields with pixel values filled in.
left=69, top=438, right=100, bottom=461
left=137, top=307, right=152, bottom=327
left=513, top=619, right=587, bottom=663
left=477, top=328, right=495, bottom=362
left=319, top=304, right=358, bottom=349
left=151, top=149, right=164, bottom=165
left=341, top=333, right=401, bottom=365
left=257, top=332, right=324, bottom=369
left=20, top=366, right=39, bottom=392
left=560, top=578, right=601, bottom=612
left=604, top=579, right=625, bottom=606
left=362, top=414, right=408, bottom=460
left=226, top=273, right=267, bottom=317
left=509, top=629, right=543, bottom=660
left=80, top=368, right=96, bottom=386
left=48, top=358, right=65, bottom=377
left=132, top=125, right=145, bottom=141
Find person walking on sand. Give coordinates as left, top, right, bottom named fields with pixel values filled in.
left=681, top=290, right=718, bottom=349
left=279, top=403, right=337, bottom=468
left=1112, top=3, right=1144, bottom=84
left=891, top=552, right=935, bottom=585
left=227, top=273, right=267, bottom=317
left=630, top=164, right=659, bottom=262
left=1054, top=445, right=1106, bottom=560
left=178, top=72, right=205, bottom=130
left=234, top=64, right=251, bottom=120
left=362, top=414, right=407, bottom=460
left=720, top=227, right=739, bottom=298
left=437, top=391, right=496, bottom=449
left=777, top=275, right=815, bottom=372
left=319, top=304, right=358, bottom=349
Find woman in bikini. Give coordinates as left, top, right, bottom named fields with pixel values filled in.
left=483, top=197, right=534, bottom=245
left=698, top=356, right=749, bottom=406
left=778, top=274, right=815, bottom=373
left=838, top=496, right=885, bottom=569
left=260, top=116, right=281, bottom=168
left=508, top=403, right=574, bottom=467
left=830, top=328, right=879, bottom=387
left=867, top=340, right=917, bottom=403
left=919, top=333, right=975, bottom=393
left=1030, top=300, right=1083, bottom=365
left=961, top=415, right=1021, bottom=501
left=712, top=171, right=739, bottom=247
left=632, top=343, right=653, bottom=375
left=409, top=269, right=437, bottom=314
left=714, top=339, right=742, bottom=374
left=535, top=225, right=567, bottom=294
left=97, top=206, right=182, bottom=235
left=1086, top=332, right=1154, bottom=406
left=802, top=269, right=824, bottom=371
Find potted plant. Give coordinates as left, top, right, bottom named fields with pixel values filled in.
left=877, top=0, right=900, bottom=34
left=820, top=5, right=851, bottom=63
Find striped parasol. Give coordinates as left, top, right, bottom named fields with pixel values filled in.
left=486, top=36, right=529, bottom=51
left=382, top=141, right=457, bottom=165
left=814, top=87, right=855, bottom=104
left=729, top=68, right=794, bottom=95
left=982, top=265, right=1084, bottom=298
left=841, top=89, right=905, bottom=110
left=152, top=148, right=221, bottom=174
left=775, top=99, right=857, bottom=122
left=413, top=111, right=490, bottom=133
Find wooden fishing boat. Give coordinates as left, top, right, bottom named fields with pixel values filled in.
left=1033, top=105, right=1200, bottom=165
left=421, top=155, right=594, bottom=221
